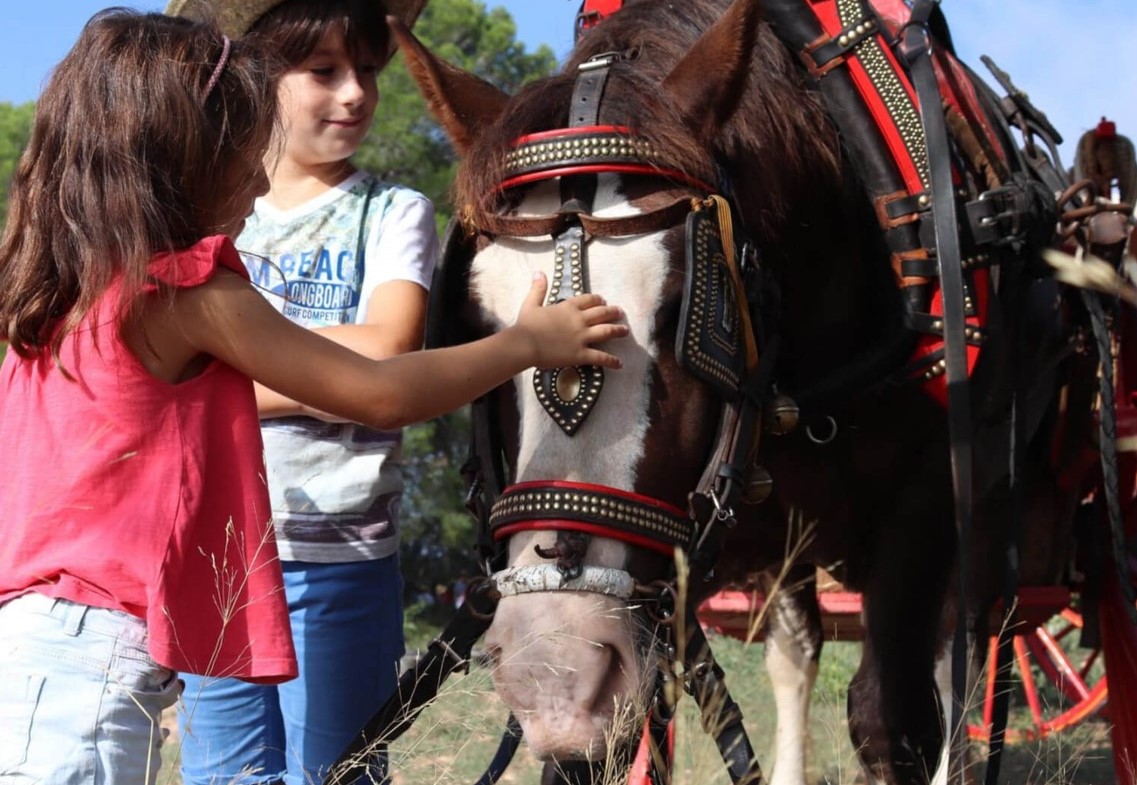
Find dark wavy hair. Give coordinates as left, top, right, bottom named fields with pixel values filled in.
left=0, top=10, right=280, bottom=359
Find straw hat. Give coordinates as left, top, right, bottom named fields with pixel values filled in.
left=166, top=0, right=425, bottom=41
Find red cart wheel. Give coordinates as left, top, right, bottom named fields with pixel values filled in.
left=967, top=606, right=1109, bottom=743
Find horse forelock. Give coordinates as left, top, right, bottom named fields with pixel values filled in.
left=453, top=0, right=842, bottom=245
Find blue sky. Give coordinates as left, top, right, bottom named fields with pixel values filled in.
left=1, top=1, right=1134, bottom=169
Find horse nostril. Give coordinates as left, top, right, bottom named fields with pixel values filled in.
left=587, top=645, right=631, bottom=715
left=481, top=642, right=503, bottom=670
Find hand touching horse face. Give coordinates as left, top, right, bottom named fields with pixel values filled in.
left=397, top=0, right=811, bottom=763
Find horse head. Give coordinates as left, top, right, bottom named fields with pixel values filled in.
left=393, top=0, right=884, bottom=762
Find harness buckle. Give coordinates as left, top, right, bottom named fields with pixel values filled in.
left=578, top=51, right=622, bottom=71
left=967, top=185, right=1026, bottom=247
left=709, top=488, right=737, bottom=528
left=463, top=473, right=482, bottom=513
left=967, top=176, right=1058, bottom=255
left=430, top=637, right=472, bottom=674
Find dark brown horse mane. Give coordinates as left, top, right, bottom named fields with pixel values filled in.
left=454, top=0, right=843, bottom=244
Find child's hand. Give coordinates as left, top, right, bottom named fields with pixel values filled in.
left=512, top=272, right=627, bottom=370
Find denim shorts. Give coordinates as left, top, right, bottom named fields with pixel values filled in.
left=0, top=592, right=183, bottom=785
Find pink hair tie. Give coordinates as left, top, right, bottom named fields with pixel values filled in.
left=202, top=35, right=231, bottom=102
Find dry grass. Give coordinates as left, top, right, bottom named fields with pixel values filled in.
left=155, top=522, right=1116, bottom=784
left=157, top=633, right=1117, bottom=785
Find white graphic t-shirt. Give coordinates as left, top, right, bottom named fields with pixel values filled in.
left=238, top=170, right=438, bottom=562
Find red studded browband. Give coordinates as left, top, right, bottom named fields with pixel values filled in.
left=499, top=125, right=714, bottom=193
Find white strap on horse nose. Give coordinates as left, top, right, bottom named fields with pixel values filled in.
left=492, top=564, right=635, bottom=599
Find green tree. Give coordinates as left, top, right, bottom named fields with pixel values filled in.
left=0, top=102, right=35, bottom=229
left=364, top=1, right=558, bottom=602
left=354, top=0, right=556, bottom=228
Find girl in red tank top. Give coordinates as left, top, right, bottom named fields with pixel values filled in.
left=0, top=11, right=628, bottom=783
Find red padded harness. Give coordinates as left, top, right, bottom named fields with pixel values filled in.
left=576, top=0, right=625, bottom=33
left=803, top=0, right=997, bottom=404
left=578, top=0, right=1003, bottom=406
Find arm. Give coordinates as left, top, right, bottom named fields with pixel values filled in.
left=255, top=280, right=428, bottom=419
left=257, top=194, right=436, bottom=420
left=171, top=269, right=626, bottom=430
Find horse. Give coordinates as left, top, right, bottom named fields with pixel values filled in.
left=390, top=1, right=1099, bottom=782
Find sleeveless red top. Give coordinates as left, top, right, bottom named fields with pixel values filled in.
left=0, top=236, right=297, bottom=683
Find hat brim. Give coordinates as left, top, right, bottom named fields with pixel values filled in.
left=166, top=0, right=426, bottom=43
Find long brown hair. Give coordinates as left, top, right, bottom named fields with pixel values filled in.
left=0, top=10, right=280, bottom=359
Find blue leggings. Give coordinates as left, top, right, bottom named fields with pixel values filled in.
left=178, top=557, right=404, bottom=785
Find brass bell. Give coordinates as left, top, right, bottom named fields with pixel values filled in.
left=742, top=465, right=773, bottom=504
left=764, top=394, right=800, bottom=435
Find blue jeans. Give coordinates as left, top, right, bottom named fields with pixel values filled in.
left=0, top=592, right=183, bottom=785
left=179, top=557, right=405, bottom=785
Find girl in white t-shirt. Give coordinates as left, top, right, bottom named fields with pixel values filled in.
left=173, top=1, right=452, bottom=784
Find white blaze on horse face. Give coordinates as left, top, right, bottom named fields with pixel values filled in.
left=470, top=176, right=666, bottom=489
left=473, top=175, right=670, bottom=760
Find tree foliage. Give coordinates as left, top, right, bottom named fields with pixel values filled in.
left=0, top=102, right=35, bottom=228
left=354, top=0, right=556, bottom=229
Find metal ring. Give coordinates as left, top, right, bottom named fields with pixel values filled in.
left=643, top=581, right=677, bottom=624
left=806, top=415, right=838, bottom=445
left=465, top=576, right=500, bottom=621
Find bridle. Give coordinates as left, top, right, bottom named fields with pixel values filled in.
left=327, top=42, right=772, bottom=785
left=458, top=54, right=770, bottom=604
left=457, top=53, right=772, bottom=784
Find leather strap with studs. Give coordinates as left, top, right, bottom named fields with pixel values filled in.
left=489, top=481, right=696, bottom=555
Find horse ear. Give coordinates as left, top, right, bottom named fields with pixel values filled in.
left=398, top=0, right=429, bottom=28
left=387, top=17, right=510, bottom=154
left=661, top=0, right=762, bottom=142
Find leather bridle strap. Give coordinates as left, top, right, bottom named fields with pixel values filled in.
left=478, top=196, right=698, bottom=240
left=489, top=481, right=695, bottom=556
left=471, top=714, right=523, bottom=785
left=499, top=125, right=715, bottom=193
left=900, top=7, right=973, bottom=784
left=684, top=611, right=764, bottom=783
